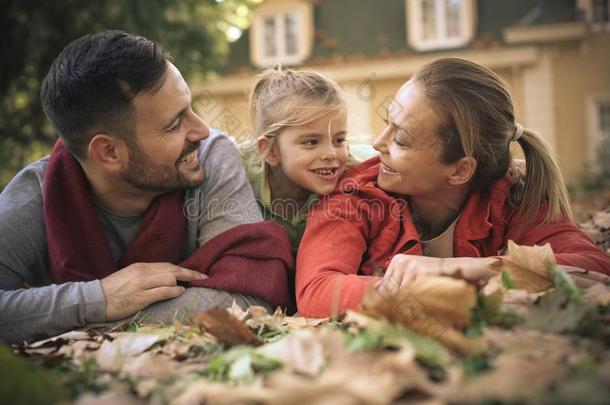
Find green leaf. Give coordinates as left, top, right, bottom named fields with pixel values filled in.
left=462, top=354, right=492, bottom=378
left=201, top=346, right=282, bottom=383
left=548, top=262, right=583, bottom=304
left=501, top=271, right=517, bottom=289
left=468, top=294, right=522, bottom=337
left=344, top=329, right=383, bottom=352
left=346, top=314, right=449, bottom=368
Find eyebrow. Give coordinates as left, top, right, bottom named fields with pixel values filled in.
left=296, top=130, right=347, bottom=138
left=386, top=108, right=411, bottom=135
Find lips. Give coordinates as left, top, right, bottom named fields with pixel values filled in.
left=380, top=161, right=398, bottom=174
left=309, top=167, right=344, bottom=182
left=178, top=149, right=198, bottom=167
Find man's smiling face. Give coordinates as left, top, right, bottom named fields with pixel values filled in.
left=122, top=62, right=210, bottom=193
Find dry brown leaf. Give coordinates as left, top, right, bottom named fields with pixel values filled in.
left=226, top=300, right=249, bottom=321
left=75, top=383, right=144, bottom=405
left=455, top=328, right=578, bottom=403
left=582, top=283, right=610, bottom=306
left=95, top=333, right=161, bottom=371
left=57, top=340, right=100, bottom=365
left=120, top=352, right=175, bottom=380
left=362, top=276, right=485, bottom=356
left=22, top=330, right=94, bottom=356
left=491, top=241, right=555, bottom=292
left=173, top=367, right=402, bottom=405
left=593, top=210, right=610, bottom=229
left=564, top=266, right=610, bottom=288
left=257, top=330, right=325, bottom=376
left=190, top=307, right=261, bottom=347
left=282, top=316, right=329, bottom=328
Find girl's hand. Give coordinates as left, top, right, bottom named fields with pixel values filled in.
left=376, top=255, right=499, bottom=294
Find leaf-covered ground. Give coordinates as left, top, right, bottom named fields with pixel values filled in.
left=2, top=195, right=609, bottom=405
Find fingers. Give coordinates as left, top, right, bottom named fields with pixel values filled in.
left=135, top=264, right=207, bottom=289
left=171, top=265, right=208, bottom=281
left=145, top=285, right=187, bottom=305
left=398, top=261, right=419, bottom=291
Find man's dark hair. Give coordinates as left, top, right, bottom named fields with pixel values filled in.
left=41, top=30, right=170, bottom=159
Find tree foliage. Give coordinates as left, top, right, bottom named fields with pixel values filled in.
left=0, top=0, right=256, bottom=189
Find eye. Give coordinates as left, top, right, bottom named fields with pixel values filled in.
left=333, top=136, right=347, bottom=146
left=392, top=134, right=410, bottom=148
left=167, top=118, right=182, bottom=132
left=302, top=139, right=317, bottom=146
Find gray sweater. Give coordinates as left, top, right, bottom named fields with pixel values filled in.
left=0, top=131, right=264, bottom=343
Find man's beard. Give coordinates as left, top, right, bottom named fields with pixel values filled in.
left=121, top=138, right=204, bottom=193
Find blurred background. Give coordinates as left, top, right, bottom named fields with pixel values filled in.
left=2, top=0, right=610, bottom=197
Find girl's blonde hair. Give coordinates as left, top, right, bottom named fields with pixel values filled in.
left=412, top=58, right=572, bottom=224
left=250, top=67, right=346, bottom=139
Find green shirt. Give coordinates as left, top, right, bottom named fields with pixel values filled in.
left=237, top=140, right=377, bottom=256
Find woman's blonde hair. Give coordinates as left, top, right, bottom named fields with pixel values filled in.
left=250, top=67, right=346, bottom=140
left=412, top=58, right=572, bottom=224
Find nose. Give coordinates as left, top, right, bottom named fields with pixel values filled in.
left=321, top=141, right=338, bottom=160
left=373, top=125, right=391, bottom=154
left=187, top=110, right=210, bottom=143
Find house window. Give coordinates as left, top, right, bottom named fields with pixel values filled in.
left=260, top=12, right=299, bottom=59
left=587, top=94, right=610, bottom=174
left=592, top=0, right=609, bottom=23
left=406, top=0, right=476, bottom=51
left=250, top=1, right=313, bottom=68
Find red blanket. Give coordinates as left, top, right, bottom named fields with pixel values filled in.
left=44, top=139, right=292, bottom=309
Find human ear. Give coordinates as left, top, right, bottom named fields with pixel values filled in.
left=257, top=136, right=280, bottom=167
left=88, top=134, right=127, bottom=173
left=448, top=156, right=477, bottom=186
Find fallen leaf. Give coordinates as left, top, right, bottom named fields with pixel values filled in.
left=74, top=383, right=144, bottom=405
left=257, top=330, right=325, bottom=376
left=28, top=330, right=92, bottom=348
left=58, top=340, right=100, bottom=365
left=582, top=283, right=610, bottom=306
left=95, top=333, right=161, bottom=371
left=455, top=328, right=581, bottom=403
left=120, top=352, right=175, bottom=380
left=593, top=210, right=610, bottom=229
left=362, top=276, right=485, bottom=356
left=226, top=300, right=249, bottom=321
left=491, top=241, right=555, bottom=292
left=191, top=307, right=261, bottom=347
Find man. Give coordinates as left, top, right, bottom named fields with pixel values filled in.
left=0, top=31, right=292, bottom=344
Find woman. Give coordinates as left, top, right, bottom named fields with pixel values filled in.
left=296, top=58, right=610, bottom=318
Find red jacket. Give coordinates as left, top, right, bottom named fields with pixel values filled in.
left=296, top=157, right=610, bottom=317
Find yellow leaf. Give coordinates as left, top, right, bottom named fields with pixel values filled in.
left=492, top=241, right=555, bottom=293
left=362, top=276, right=486, bottom=356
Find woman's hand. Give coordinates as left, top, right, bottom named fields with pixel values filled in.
left=376, top=255, right=499, bottom=294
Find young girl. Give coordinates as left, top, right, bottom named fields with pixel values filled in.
left=238, top=68, right=376, bottom=257
left=296, top=58, right=610, bottom=318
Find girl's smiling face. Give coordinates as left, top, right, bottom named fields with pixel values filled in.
left=262, top=110, right=349, bottom=197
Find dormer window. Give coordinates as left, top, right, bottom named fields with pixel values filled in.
left=250, top=0, right=313, bottom=68
left=406, top=0, right=476, bottom=51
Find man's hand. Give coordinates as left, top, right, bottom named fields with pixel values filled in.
left=376, top=255, right=498, bottom=294
left=100, top=263, right=207, bottom=321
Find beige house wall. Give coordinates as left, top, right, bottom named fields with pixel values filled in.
left=550, top=32, right=610, bottom=183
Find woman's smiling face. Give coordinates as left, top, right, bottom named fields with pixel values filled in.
left=373, top=82, right=456, bottom=198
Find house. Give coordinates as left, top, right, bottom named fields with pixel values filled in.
left=193, top=0, right=610, bottom=184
